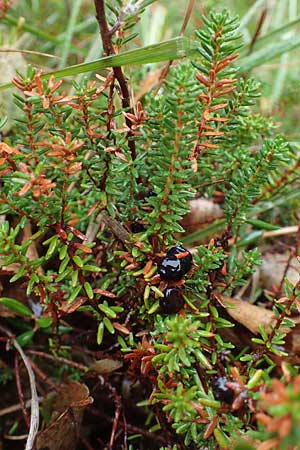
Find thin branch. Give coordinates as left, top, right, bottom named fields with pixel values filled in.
left=28, top=349, right=88, bottom=371
left=86, top=211, right=130, bottom=244
left=93, top=0, right=136, bottom=160
left=248, top=8, right=267, bottom=54
left=0, top=48, right=59, bottom=58
left=0, top=398, right=42, bottom=417
left=0, top=326, right=39, bottom=450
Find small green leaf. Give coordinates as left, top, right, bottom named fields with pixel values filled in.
left=148, top=300, right=160, bottom=314
left=45, top=236, right=58, bottom=259
left=246, top=219, right=280, bottom=231
left=58, top=255, right=70, bottom=274
left=97, top=322, right=104, bottom=345
left=0, top=116, right=8, bottom=129
left=59, top=245, right=68, bottom=260
left=84, top=282, right=94, bottom=299
left=16, top=330, right=35, bottom=347
left=98, top=303, right=117, bottom=318
left=83, top=264, right=102, bottom=273
left=199, top=397, right=220, bottom=408
left=150, top=286, right=164, bottom=298
left=214, top=428, right=229, bottom=449
left=237, top=230, right=263, bottom=248
left=68, top=285, right=82, bottom=303
left=71, top=270, right=78, bottom=287
left=194, top=349, right=212, bottom=369
left=0, top=297, right=32, bottom=317
left=36, top=317, right=53, bottom=328
left=103, top=317, right=115, bottom=334
left=178, top=346, right=190, bottom=366
left=9, top=266, right=26, bottom=283
left=73, top=255, right=84, bottom=268
left=247, top=369, right=263, bottom=389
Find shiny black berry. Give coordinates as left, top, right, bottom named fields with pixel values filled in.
left=167, top=245, right=192, bottom=274
left=158, top=245, right=192, bottom=281
left=158, top=256, right=184, bottom=281
left=160, top=287, right=184, bottom=314
left=211, top=377, right=234, bottom=404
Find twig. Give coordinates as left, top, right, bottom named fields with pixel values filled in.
left=0, top=48, right=59, bottom=58
left=248, top=7, right=267, bottom=54
left=0, top=326, right=39, bottom=450
left=0, top=397, right=42, bottom=417
left=28, top=349, right=88, bottom=371
left=86, top=211, right=130, bottom=244
left=4, top=434, right=29, bottom=440
left=93, top=0, right=136, bottom=160
left=90, top=407, right=166, bottom=444
left=227, top=225, right=300, bottom=247
left=262, top=225, right=299, bottom=238
left=29, top=358, right=58, bottom=391
left=109, top=403, right=121, bottom=450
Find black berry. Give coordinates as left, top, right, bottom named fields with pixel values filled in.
left=158, top=245, right=192, bottom=281
left=160, top=287, right=184, bottom=314
left=166, top=245, right=192, bottom=274
left=211, top=377, right=234, bottom=404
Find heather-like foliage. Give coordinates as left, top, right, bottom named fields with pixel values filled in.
left=1, top=4, right=300, bottom=450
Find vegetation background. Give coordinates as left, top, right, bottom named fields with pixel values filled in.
left=2, top=1, right=300, bottom=449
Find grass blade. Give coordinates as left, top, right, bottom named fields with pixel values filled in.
left=241, top=15, right=300, bottom=53
left=0, top=36, right=193, bottom=91
left=238, top=34, right=300, bottom=73
left=58, top=0, right=83, bottom=69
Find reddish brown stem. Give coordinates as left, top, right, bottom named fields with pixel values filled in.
left=93, top=0, right=136, bottom=160
left=29, top=358, right=58, bottom=391
left=28, top=350, right=88, bottom=371
left=267, top=277, right=300, bottom=345
left=109, top=403, right=121, bottom=450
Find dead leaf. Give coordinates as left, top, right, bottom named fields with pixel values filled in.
left=181, top=198, right=223, bottom=235
left=260, top=253, right=299, bottom=292
left=89, top=358, right=123, bottom=374
left=36, top=380, right=93, bottom=450
left=223, top=296, right=276, bottom=335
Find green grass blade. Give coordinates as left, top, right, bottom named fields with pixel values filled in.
left=238, top=34, right=300, bottom=73
left=0, top=36, right=193, bottom=91
left=3, top=13, right=85, bottom=55
left=3, top=13, right=62, bottom=44
left=182, top=219, right=226, bottom=245
left=58, top=0, right=83, bottom=69
left=241, top=15, right=300, bottom=52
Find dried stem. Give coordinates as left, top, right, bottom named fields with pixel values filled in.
left=15, top=354, right=30, bottom=428
left=0, top=326, right=39, bottom=450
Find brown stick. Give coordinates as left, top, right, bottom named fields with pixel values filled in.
left=93, top=0, right=136, bottom=160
